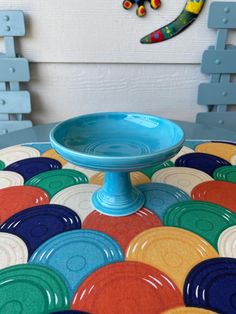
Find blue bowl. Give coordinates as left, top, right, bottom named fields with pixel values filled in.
left=50, top=112, right=184, bottom=172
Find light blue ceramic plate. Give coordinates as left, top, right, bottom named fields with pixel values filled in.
left=50, top=113, right=185, bottom=216
left=29, top=230, right=124, bottom=298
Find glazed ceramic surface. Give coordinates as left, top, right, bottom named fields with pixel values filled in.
left=50, top=112, right=185, bottom=172
left=0, top=138, right=235, bottom=313
left=50, top=113, right=184, bottom=215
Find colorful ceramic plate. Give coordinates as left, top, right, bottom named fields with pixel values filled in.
left=41, top=148, right=67, bottom=166
left=195, top=142, right=236, bottom=163
left=0, top=145, right=40, bottom=166
left=141, top=160, right=174, bottom=178
left=213, top=165, right=236, bottom=183
left=137, top=183, right=190, bottom=220
left=126, top=227, right=218, bottom=290
left=175, top=152, right=230, bottom=176
left=71, top=261, right=183, bottom=314
left=0, top=264, right=70, bottom=313
left=63, top=162, right=98, bottom=178
left=231, top=155, right=236, bottom=165
left=0, top=204, right=81, bottom=257
left=0, top=186, right=49, bottom=223
left=151, top=167, right=213, bottom=195
left=5, top=157, right=62, bottom=181
left=0, top=233, right=28, bottom=269
left=170, top=146, right=194, bottom=163
left=50, top=184, right=100, bottom=222
left=0, top=160, right=5, bottom=170
left=83, top=207, right=162, bottom=253
left=218, top=225, right=236, bottom=258
left=25, top=169, right=88, bottom=198
left=191, top=181, right=236, bottom=213
left=30, top=230, right=124, bottom=296
left=184, top=258, right=236, bottom=313
left=0, top=171, right=24, bottom=189
left=164, top=201, right=236, bottom=250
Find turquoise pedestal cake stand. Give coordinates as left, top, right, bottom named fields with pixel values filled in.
left=50, top=112, right=184, bottom=216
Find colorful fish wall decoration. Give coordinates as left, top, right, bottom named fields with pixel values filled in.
left=123, top=0, right=206, bottom=44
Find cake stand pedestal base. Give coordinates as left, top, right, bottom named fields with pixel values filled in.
left=92, top=172, right=145, bottom=216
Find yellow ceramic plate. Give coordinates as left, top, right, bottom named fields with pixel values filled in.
left=126, top=227, right=218, bottom=291
left=41, top=148, right=67, bottom=166
left=195, top=143, right=236, bottom=163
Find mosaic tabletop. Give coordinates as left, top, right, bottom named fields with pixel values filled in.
left=0, top=140, right=236, bottom=314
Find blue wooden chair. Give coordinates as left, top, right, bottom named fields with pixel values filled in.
left=0, top=10, right=32, bottom=135
left=197, top=1, right=236, bottom=132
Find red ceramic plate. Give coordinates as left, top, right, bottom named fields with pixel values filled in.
left=82, top=208, right=162, bottom=253
left=71, top=261, right=183, bottom=314
left=191, top=181, right=236, bottom=213
left=0, top=186, right=50, bottom=223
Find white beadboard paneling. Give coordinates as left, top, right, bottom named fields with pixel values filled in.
left=25, top=63, right=208, bottom=125
left=0, top=0, right=233, bottom=63
left=1, top=0, right=235, bottom=127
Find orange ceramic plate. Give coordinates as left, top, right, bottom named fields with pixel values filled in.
left=71, top=261, right=183, bottom=314
left=83, top=208, right=162, bottom=253
left=191, top=181, right=236, bottom=213
left=0, top=186, right=49, bottom=223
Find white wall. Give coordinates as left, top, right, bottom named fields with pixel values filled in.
left=1, top=0, right=235, bottom=125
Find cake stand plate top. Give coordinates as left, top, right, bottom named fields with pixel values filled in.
left=50, top=112, right=185, bottom=172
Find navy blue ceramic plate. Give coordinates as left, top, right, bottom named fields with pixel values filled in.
left=0, top=204, right=81, bottom=257
left=5, top=157, right=62, bottom=181
left=175, top=152, right=230, bottom=176
left=184, top=257, right=236, bottom=313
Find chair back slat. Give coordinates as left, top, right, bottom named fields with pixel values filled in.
left=0, top=11, right=25, bottom=36
left=197, top=1, right=236, bottom=130
left=0, top=120, right=32, bottom=135
left=208, top=2, right=236, bottom=29
left=197, top=112, right=236, bottom=131
left=0, top=58, right=30, bottom=82
left=198, top=83, right=236, bottom=106
left=201, top=49, right=236, bottom=74
left=0, top=91, right=31, bottom=114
